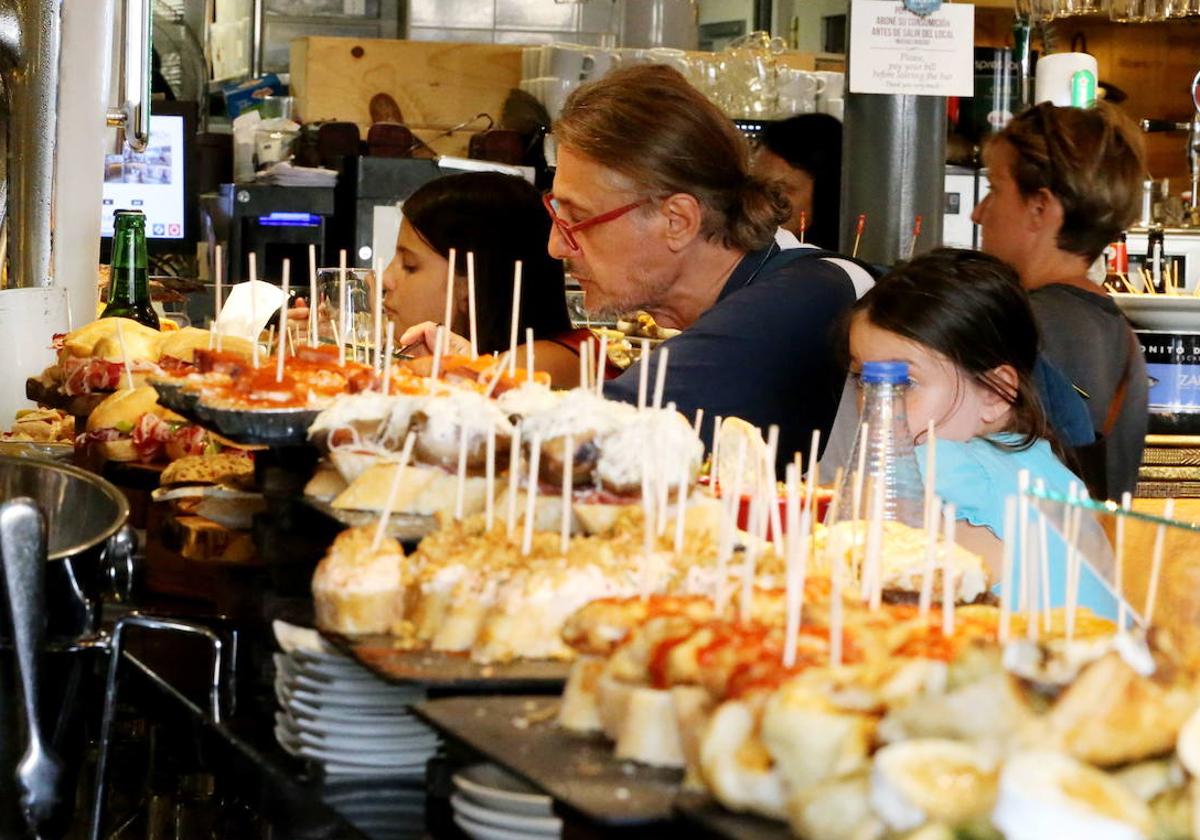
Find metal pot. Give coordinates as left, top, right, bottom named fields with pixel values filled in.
left=0, top=455, right=135, bottom=641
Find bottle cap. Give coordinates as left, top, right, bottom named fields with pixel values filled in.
left=113, top=208, right=146, bottom=222
left=861, top=360, right=909, bottom=384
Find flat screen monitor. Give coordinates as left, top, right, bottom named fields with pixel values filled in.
left=100, top=101, right=197, bottom=256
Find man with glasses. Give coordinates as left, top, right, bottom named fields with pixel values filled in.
left=550, top=64, right=873, bottom=474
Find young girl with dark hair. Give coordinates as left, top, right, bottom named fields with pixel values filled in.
left=383, top=171, right=603, bottom=387
left=850, top=248, right=1114, bottom=617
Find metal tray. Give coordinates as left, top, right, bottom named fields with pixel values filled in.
left=194, top=402, right=323, bottom=447
left=322, top=634, right=570, bottom=694
left=150, top=378, right=199, bottom=414
left=414, top=695, right=684, bottom=827
left=301, top=497, right=436, bottom=545
left=674, top=792, right=792, bottom=840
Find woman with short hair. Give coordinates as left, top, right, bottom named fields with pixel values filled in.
left=972, top=101, right=1148, bottom=499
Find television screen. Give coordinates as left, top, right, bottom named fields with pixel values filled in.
left=100, top=113, right=186, bottom=240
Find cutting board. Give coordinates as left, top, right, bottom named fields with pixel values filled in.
left=290, top=37, right=523, bottom=135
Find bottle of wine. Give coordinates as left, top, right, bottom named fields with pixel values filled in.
left=101, top=209, right=160, bottom=330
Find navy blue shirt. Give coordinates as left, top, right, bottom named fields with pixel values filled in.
left=606, top=245, right=858, bottom=475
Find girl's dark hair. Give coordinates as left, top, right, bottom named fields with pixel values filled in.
left=852, top=248, right=1053, bottom=452
left=758, top=113, right=842, bottom=251
left=403, top=172, right=571, bottom=354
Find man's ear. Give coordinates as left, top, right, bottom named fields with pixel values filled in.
left=659, top=192, right=704, bottom=252
left=980, top=364, right=1020, bottom=425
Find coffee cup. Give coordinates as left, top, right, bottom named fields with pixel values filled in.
left=541, top=42, right=589, bottom=83
left=776, top=69, right=825, bottom=116
left=814, top=71, right=845, bottom=101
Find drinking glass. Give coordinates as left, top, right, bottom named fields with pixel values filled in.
left=316, top=267, right=379, bottom=362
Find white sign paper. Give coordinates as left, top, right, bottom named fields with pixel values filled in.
left=849, top=1, right=974, bottom=97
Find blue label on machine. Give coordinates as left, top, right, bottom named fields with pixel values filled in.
left=1140, top=331, right=1200, bottom=411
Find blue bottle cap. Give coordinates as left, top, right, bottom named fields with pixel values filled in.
left=860, top=360, right=910, bottom=384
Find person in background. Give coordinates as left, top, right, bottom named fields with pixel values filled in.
left=383, top=171, right=601, bottom=388
left=545, top=65, right=870, bottom=475
left=973, top=102, right=1147, bottom=500
left=849, top=248, right=1113, bottom=619
left=752, top=113, right=843, bottom=251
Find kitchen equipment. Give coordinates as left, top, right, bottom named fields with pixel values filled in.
left=1138, top=69, right=1200, bottom=223
left=1034, top=52, right=1099, bottom=107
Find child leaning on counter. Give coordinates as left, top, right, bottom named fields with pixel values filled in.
left=848, top=248, right=1116, bottom=619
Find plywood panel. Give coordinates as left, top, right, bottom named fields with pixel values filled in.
left=291, top=37, right=524, bottom=132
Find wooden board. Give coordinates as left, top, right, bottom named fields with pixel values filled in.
left=322, top=632, right=570, bottom=693
left=290, top=37, right=523, bottom=133
left=414, top=695, right=685, bottom=827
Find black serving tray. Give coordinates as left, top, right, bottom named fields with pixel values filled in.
left=413, top=695, right=684, bottom=827
left=674, top=791, right=792, bottom=840
left=321, top=634, right=570, bottom=695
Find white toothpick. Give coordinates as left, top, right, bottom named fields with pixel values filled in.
left=1000, top=496, right=1016, bottom=643
left=485, top=424, right=497, bottom=532
left=851, top=422, right=870, bottom=574
left=942, top=502, right=956, bottom=637
left=651, top=347, right=669, bottom=410
left=1116, top=491, right=1131, bottom=632
left=430, top=325, right=445, bottom=381
left=525, top=327, right=535, bottom=383
left=1145, top=497, right=1175, bottom=626
left=673, top=446, right=691, bottom=554
left=1036, top=478, right=1051, bottom=632
left=114, top=319, right=135, bottom=390
left=454, top=423, right=469, bottom=521
left=382, top=321, right=395, bottom=396
left=783, top=463, right=802, bottom=667
left=371, top=431, right=417, bottom=552
left=276, top=259, right=290, bottom=383
left=1062, top=483, right=1079, bottom=642
left=248, top=252, right=261, bottom=367
left=508, top=261, right=522, bottom=376
left=1016, top=470, right=1030, bottom=612
left=442, top=247, right=457, bottom=357
left=636, top=339, right=650, bottom=410
left=596, top=333, right=608, bottom=397
left=522, top=433, right=542, bottom=556
left=640, top=448, right=657, bottom=601
left=710, top=416, right=723, bottom=491
left=922, top=420, right=938, bottom=611
left=864, top=473, right=885, bottom=610
left=373, top=257, right=384, bottom=373
left=506, top=422, right=523, bottom=537
left=212, top=244, right=224, bottom=350
left=578, top=338, right=588, bottom=391
left=338, top=250, right=348, bottom=367
left=740, top=492, right=762, bottom=624
left=484, top=351, right=510, bottom=398
left=765, top=425, right=783, bottom=546
left=560, top=432, right=574, bottom=553
left=805, top=428, right=821, bottom=514
left=693, top=409, right=705, bottom=437
left=308, top=244, right=318, bottom=348
left=466, top=252, right=478, bottom=360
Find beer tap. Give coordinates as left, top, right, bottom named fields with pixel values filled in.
left=1140, top=69, right=1200, bottom=225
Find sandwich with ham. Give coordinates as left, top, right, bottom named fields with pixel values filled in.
left=80, top=386, right=213, bottom=463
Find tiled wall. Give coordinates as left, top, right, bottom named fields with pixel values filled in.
left=407, top=0, right=621, bottom=45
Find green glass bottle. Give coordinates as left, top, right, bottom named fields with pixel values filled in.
left=101, top=209, right=160, bottom=330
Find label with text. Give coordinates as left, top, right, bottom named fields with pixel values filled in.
left=849, top=0, right=974, bottom=97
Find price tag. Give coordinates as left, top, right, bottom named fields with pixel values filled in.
left=849, top=0, right=974, bottom=97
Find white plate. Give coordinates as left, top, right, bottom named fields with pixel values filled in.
left=274, top=723, right=303, bottom=757
left=323, top=761, right=427, bottom=778
left=1110, top=292, right=1200, bottom=331
left=290, top=714, right=430, bottom=740
left=454, top=813, right=558, bottom=840
left=281, top=690, right=415, bottom=724
left=298, top=741, right=437, bottom=766
left=451, top=793, right=561, bottom=835
left=452, top=763, right=554, bottom=818
left=286, top=673, right=424, bottom=703
left=288, top=685, right=421, bottom=710
left=297, top=728, right=436, bottom=752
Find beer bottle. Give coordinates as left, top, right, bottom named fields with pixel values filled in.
left=101, top=209, right=160, bottom=330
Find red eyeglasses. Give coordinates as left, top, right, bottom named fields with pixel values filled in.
left=542, top=192, right=649, bottom=252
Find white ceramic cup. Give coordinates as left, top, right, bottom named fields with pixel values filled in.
left=814, top=71, right=845, bottom=101
left=647, top=47, right=689, bottom=75
left=1034, top=52, right=1098, bottom=107
left=542, top=42, right=589, bottom=82
left=776, top=69, right=826, bottom=116
left=582, top=49, right=619, bottom=81
left=823, top=97, right=845, bottom=121
left=521, top=47, right=543, bottom=81
left=540, top=77, right=575, bottom=120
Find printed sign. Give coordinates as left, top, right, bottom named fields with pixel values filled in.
left=849, top=0, right=974, bottom=97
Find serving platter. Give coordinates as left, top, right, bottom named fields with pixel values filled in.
left=1110, top=292, right=1200, bottom=331
left=321, top=633, right=572, bottom=693
left=414, top=695, right=684, bottom=827
left=150, top=379, right=323, bottom=447
left=674, top=792, right=791, bottom=840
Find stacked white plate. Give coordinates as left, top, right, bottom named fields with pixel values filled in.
left=451, top=763, right=562, bottom=840
left=272, top=621, right=439, bottom=778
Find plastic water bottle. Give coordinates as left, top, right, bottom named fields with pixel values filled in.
left=831, top=360, right=925, bottom=528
